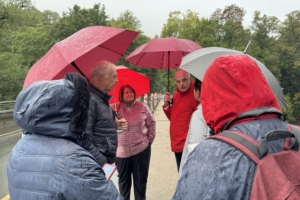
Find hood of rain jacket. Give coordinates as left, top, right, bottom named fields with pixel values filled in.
left=14, top=79, right=76, bottom=140
left=201, top=54, right=280, bottom=134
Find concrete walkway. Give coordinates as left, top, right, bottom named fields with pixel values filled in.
left=111, top=99, right=178, bottom=200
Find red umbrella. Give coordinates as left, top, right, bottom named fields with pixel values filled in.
left=125, top=37, right=202, bottom=91
left=108, top=66, right=151, bottom=105
left=23, top=26, right=139, bottom=89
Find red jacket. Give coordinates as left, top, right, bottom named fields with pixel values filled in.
left=163, top=81, right=199, bottom=152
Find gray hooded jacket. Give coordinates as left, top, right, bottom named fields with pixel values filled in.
left=7, top=75, right=122, bottom=200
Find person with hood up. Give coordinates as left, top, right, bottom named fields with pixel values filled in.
left=7, top=73, right=123, bottom=200
left=172, top=54, right=288, bottom=199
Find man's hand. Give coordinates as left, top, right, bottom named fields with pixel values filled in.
left=116, top=118, right=128, bottom=131
left=163, top=92, right=171, bottom=108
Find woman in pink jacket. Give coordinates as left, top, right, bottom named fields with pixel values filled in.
left=115, top=84, right=156, bottom=200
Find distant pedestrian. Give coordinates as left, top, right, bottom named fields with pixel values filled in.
left=163, top=69, right=199, bottom=172
left=115, top=84, right=156, bottom=200
left=7, top=73, right=122, bottom=199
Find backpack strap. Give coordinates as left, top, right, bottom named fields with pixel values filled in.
left=209, top=129, right=299, bottom=164
left=220, top=106, right=286, bottom=132
left=288, top=124, right=300, bottom=152
left=209, top=131, right=261, bottom=164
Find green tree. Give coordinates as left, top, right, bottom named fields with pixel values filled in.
left=50, top=3, right=109, bottom=41
left=109, top=10, right=142, bottom=32
left=277, top=10, right=300, bottom=96
left=161, top=11, right=182, bottom=37
left=0, top=52, right=28, bottom=100
left=198, top=17, right=221, bottom=47
left=177, top=10, right=200, bottom=40
left=282, top=94, right=295, bottom=122
left=0, top=0, right=62, bottom=100
left=210, top=4, right=250, bottom=49
left=292, top=93, right=300, bottom=121
left=12, top=26, right=53, bottom=67
left=0, top=0, right=40, bottom=100
left=249, top=11, right=281, bottom=78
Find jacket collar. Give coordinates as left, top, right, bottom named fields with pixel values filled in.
left=120, top=99, right=137, bottom=107
left=88, top=83, right=112, bottom=103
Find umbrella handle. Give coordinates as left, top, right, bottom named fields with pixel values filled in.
left=168, top=98, right=173, bottom=105
left=114, top=111, right=121, bottom=120
left=111, top=107, right=121, bottom=119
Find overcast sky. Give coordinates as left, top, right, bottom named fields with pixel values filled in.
left=33, top=0, right=299, bottom=38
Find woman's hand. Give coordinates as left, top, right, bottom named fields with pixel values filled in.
left=116, top=118, right=128, bottom=131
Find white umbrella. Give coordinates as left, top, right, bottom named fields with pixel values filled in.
left=179, top=47, right=287, bottom=110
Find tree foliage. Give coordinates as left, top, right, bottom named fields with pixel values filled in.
left=50, top=3, right=109, bottom=41
left=277, top=11, right=300, bottom=96
left=0, top=0, right=38, bottom=100
left=248, top=11, right=281, bottom=78
left=1, top=1, right=300, bottom=121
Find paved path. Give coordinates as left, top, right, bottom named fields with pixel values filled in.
left=111, top=99, right=178, bottom=200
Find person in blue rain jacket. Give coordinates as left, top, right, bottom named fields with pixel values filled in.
left=7, top=73, right=123, bottom=200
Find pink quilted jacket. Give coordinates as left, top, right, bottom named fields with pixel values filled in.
left=115, top=100, right=156, bottom=158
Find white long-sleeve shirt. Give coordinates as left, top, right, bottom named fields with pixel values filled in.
left=178, top=104, right=209, bottom=177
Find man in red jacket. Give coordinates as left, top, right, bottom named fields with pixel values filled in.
left=163, top=69, right=199, bottom=172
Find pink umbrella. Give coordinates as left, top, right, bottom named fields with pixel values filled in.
left=23, top=26, right=139, bottom=89
left=108, top=66, right=150, bottom=105
left=126, top=37, right=201, bottom=91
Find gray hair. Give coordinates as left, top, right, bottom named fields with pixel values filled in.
left=90, top=60, right=114, bottom=80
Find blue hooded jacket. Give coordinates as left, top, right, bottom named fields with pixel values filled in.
left=7, top=75, right=122, bottom=200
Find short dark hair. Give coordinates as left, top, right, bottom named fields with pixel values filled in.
left=194, top=78, right=202, bottom=91
left=118, top=84, right=136, bottom=103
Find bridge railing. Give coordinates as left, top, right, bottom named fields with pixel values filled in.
left=0, top=101, right=15, bottom=119
left=0, top=95, right=162, bottom=116
left=0, top=101, right=15, bottom=111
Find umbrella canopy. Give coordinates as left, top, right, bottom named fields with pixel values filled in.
left=108, top=66, right=151, bottom=105
left=179, top=47, right=287, bottom=110
left=23, top=26, right=139, bottom=89
left=125, top=37, right=201, bottom=91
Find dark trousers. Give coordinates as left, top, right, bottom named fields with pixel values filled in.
left=115, top=144, right=151, bottom=200
left=174, top=152, right=182, bottom=172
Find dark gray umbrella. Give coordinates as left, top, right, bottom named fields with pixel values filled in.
left=179, top=47, right=287, bottom=110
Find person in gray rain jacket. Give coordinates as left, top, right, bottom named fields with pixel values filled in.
left=7, top=73, right=123, bottom=200
left=172, top=54, right=288, bottom=200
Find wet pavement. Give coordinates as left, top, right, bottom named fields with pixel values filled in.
left=0, top=116, right=20, bottom=136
